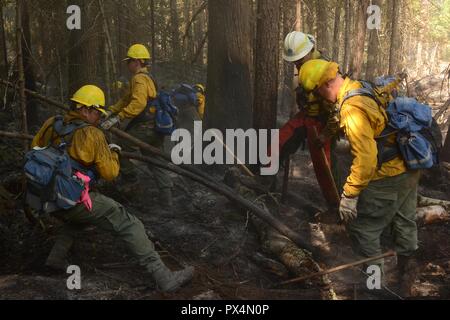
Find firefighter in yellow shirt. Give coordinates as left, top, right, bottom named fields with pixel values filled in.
left=101, top=44, right=174, bottom=207
left=33, top=85, right=193, bottom=292
left=299, top=60, right=420, bottom=297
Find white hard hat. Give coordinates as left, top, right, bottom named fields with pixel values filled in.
left=283, top=31, right=316, bottom=62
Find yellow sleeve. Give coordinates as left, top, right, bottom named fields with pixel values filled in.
left=197, top=93, right=205, bottom=119
left=70, top=127, right=120, bottom=182
left=117, top=74, right=157, bottom=120
left=109, top=88, right=131, bottom=115
left=341, top=104, right=378, bottom=197
left=31, top=117, right=55, bottom=148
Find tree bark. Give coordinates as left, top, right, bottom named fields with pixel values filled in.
left=68, top=0, right=100, bottom=96
left=388, top=0, right=401, bottom=75
left=16, top=0, right=28, bottom=150
left=331, top=0, right=343, bottom=62
left=365, top=0, right=381, bottom=81
left=253, top=0, right=281, bottom=130
left=316, top=0, right=329, bottom=54
left=350, top=0, right=370, bottom=79
left=205, top=0, right=253, bottom=132
left=0, top=0, right=8, bottom=78
left=343, top=0, right=351, bottom=73
left=150, top=0, right=156, bottom=68
left=169, top=0, right=182, bottom=60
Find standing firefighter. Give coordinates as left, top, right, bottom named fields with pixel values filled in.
left=30, top=85, right=194, bottom=292
left=102, top=44, right=174, bottom=207
left=298, top=60, right=422, bottom=297
left=279, top=31, right=341, bottom=207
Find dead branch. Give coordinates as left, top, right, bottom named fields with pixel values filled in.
left=277, top=251, right=396, bottom=287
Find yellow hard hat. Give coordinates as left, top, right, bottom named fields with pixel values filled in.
left=194, top=84, right=205, bottom=94
left=283, top=31, right=316, bottom=62
left=70, top=85, right=107, bottom=116
left=124, top=44, right=151, bottom=61
left=298, top=59, right=339, bottom=92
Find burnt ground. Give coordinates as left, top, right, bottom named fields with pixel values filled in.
left=1, top=138, right=449, bottom=300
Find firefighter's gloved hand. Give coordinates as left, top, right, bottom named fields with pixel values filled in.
left=101, top=115, right=120, bottom=130
left=339, top=193, right=359, bottom=222
left=103, top=110, right=114, bottom=120
left=108, top=144, right=122, bottom=153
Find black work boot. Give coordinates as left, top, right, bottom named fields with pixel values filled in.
left=152, top=265, right=195, bottom=293
left=397, top=254, right=420, bottom=298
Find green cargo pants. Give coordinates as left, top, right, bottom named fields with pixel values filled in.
left=47, top=192, right=165, bottom=274
left=347, top=171, right=420, bottom=265
left=119, top=123, right=173, bottom=190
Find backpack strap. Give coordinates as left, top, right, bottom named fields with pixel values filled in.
left=51, top=115, right=90, bottom=147
left=339, top=81, right=399, bottom=168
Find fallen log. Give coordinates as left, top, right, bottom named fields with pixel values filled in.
left=418, top=195, right=450, bottom=211
left=417, top=205, right=450, bottom=225
left=0, top=129, right=315, bottom=254
left=224, top=167, right=337, bottom=300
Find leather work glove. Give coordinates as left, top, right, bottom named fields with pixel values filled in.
left=108, top=144, right=122, bottom=153
left=339, top=193, right=359, bottom=223
left=103, top=110, right=114, bottom=120
left=101, top=115, right=120, bottom=130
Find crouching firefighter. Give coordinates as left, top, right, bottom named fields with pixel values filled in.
left=299, top=60, right=441, bottom=297
left=26, top=85, right=194, bottom=293
left=101, top=44, right=175, bottom=208
left=277, top=31, right=342, bottom=208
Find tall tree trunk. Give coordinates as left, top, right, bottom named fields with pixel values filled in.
left=170, top=0, right=182, bottom=60
left=343, top=0, right=351, bottom=73
left=316, top=0, right=329, bottom=54
left=206, top=0, right=253, bottom=132
left=116, top=1, right=129, bottom=76
left=253, top=0, right=281, bottom=130
left=16, top=0, right=28, bottom=150
left=0, top=0, right=8, bottom=78
left=68, top=0, right=100, bottom=95
left=281, top=0, right=299, bottom=117
left=150, top=0, right=156, bottom=68
left=388, top=0, right=401, bottom=75
left=365, top=0, right=381, bottom=81
left=20, top=0, right=38, bottom=128
left=350, top=0, right=369, bottom=79
left=332, top=0, right=343, bottom=62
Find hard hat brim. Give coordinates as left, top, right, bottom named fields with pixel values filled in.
left=283, top=42, right=315, bottom=63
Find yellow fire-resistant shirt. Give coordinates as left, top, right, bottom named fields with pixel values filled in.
left=196, top=92, right=205, bottom=119
left=31, top=111, right=120, bottom=182
left=338, top=78, right=407, bottom=197
left=110, top=67, right=158, bottom=120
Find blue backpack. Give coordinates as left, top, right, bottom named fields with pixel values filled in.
left=149, top=91, right=178, bottom=135
left=171, top=84, right=198, bottom=107
left=24, top=116, right=96, bottom=214
left=341, top=81, right=442, bottom=170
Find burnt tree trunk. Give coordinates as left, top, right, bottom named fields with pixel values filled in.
left=331, top=0, right=343, bottom=62
left=0, top=0, right=8, bottom=78
left=365, top=0, right=381, bottom=81
left=205, top=0, right=253, bottom=132
left=388, top=0, right=401, bottom=75
left=343, top=0, right=351, bottom=73
left=350, top=0, right=369, bottom=79
left=253, top=0, right=281, bottom=130
left=170, top=0, right=182, bottom=60
left=16, top=0, right=28, bottom=150
left=68, top=0, right=100, bottom=95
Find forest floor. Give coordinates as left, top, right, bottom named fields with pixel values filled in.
left=0, top=139, right=449, bottom=300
